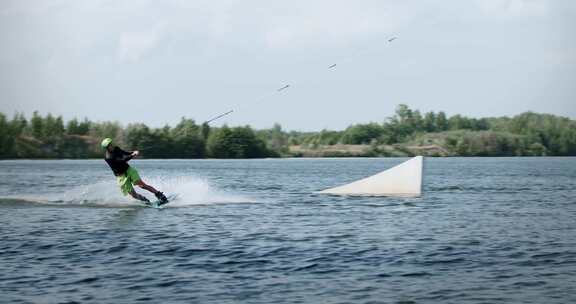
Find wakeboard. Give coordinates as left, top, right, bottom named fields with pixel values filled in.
left=140, top=194, right=178, bottom=209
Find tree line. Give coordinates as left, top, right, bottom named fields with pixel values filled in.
left=1, top=105, right=575, bottom=159
left=285, top=105, right=576, bottom=157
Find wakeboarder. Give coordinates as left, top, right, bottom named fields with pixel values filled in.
left=101, top=138, right=168, bottom=203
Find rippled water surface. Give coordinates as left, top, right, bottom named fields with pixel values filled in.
left=1, top=158, right=575, bottom=304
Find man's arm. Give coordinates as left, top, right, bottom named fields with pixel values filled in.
left=116, top=147, right=138, bottom=161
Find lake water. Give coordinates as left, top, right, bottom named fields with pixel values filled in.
left=1, top=158, right=575, bottom=304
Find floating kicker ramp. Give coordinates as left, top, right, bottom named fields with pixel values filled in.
left=319, top=156, right=424, bottom=197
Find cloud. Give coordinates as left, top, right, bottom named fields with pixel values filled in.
left=476, top=0, right=549, bottom=17
left=117, top=23, right=163, bottom=63
left=261, top=2, right=403, bottom=49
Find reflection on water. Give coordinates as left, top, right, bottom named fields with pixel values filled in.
left=111, top=208, right=145, bottom=226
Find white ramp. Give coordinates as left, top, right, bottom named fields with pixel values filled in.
left=319, top=156, right=424, bottom=197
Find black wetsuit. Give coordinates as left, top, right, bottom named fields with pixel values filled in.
left=105, top=147, right=134, bottom=176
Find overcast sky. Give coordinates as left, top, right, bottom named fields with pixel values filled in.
left=1, top=0, right=575, bottom=130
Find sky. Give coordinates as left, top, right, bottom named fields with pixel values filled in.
left=0, top=0, right=575, bottom=131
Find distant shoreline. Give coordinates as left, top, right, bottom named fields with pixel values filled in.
left=1, top=145, right=573, bottom=161
left=2, top=105, right=575, bottom=159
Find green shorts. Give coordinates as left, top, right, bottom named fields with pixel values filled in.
left=116, top=167, right=141, bottom=195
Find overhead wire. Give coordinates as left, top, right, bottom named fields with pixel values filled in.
left=203, top=36, right=398, bottom=125
left=135, top=36, right=398, bottom=153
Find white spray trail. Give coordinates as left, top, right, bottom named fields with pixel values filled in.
left=8, top=176, right=256, bottom=208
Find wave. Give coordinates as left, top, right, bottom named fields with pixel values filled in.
left=0, top=175, right=256, bottom=208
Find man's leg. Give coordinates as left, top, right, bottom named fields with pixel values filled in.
left=128, top=168, right=167, bottom=202
left=129, top=190, right=150, bottom=202
left=128, top=167, right=159, bottom=194
left=118, top=173, right=147, bottom=202
left=135, top=179, right=159, bottom=194
left=135, top=179, right=168, bottom=202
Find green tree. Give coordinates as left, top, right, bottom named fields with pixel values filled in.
left=171, top=118, right=205, bottom=158
left=423, top=112, right=436, bottom=132
left=342, top=123, right=383, bottom=144
left=77, top=118, right=91, bottom=135
left=3, top=105, right=576, bottom=159
left=436, top=111, right=448, bottom=131
left=66, top=118, right=80, bottom=135
left=152, top=126, right=177, bottom=158
left=395, top=104, right=413, bottom=123
left=43, top=114, right=65, bottom=138
left=470, top=118, right=490, bottom=131
left=207, top=126, right=269, bottom=158
left=55, top=136, right=91, bottom=158
left=0, top=113, right=14, bottom=157
left=386, top=104, right=419, bottom=140
left=124, top=123, right=151, bottom=150
left=207, top=126, right=232, bottom=158
left=448, top=115, right=471, bottom=130
left=412, top=110, right=424, bottom=132
left=10, top=113, right=28, bottom=136
left=270, top=123, right=288, bottom=150
left=200, top=122, right=211, bottom=141
left=30, top=111, right=44, bottom=139
left=90, top=121, right=122, bottom=143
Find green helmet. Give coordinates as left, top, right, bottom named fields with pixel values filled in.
left=101, top=138, right=113, bottom=149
